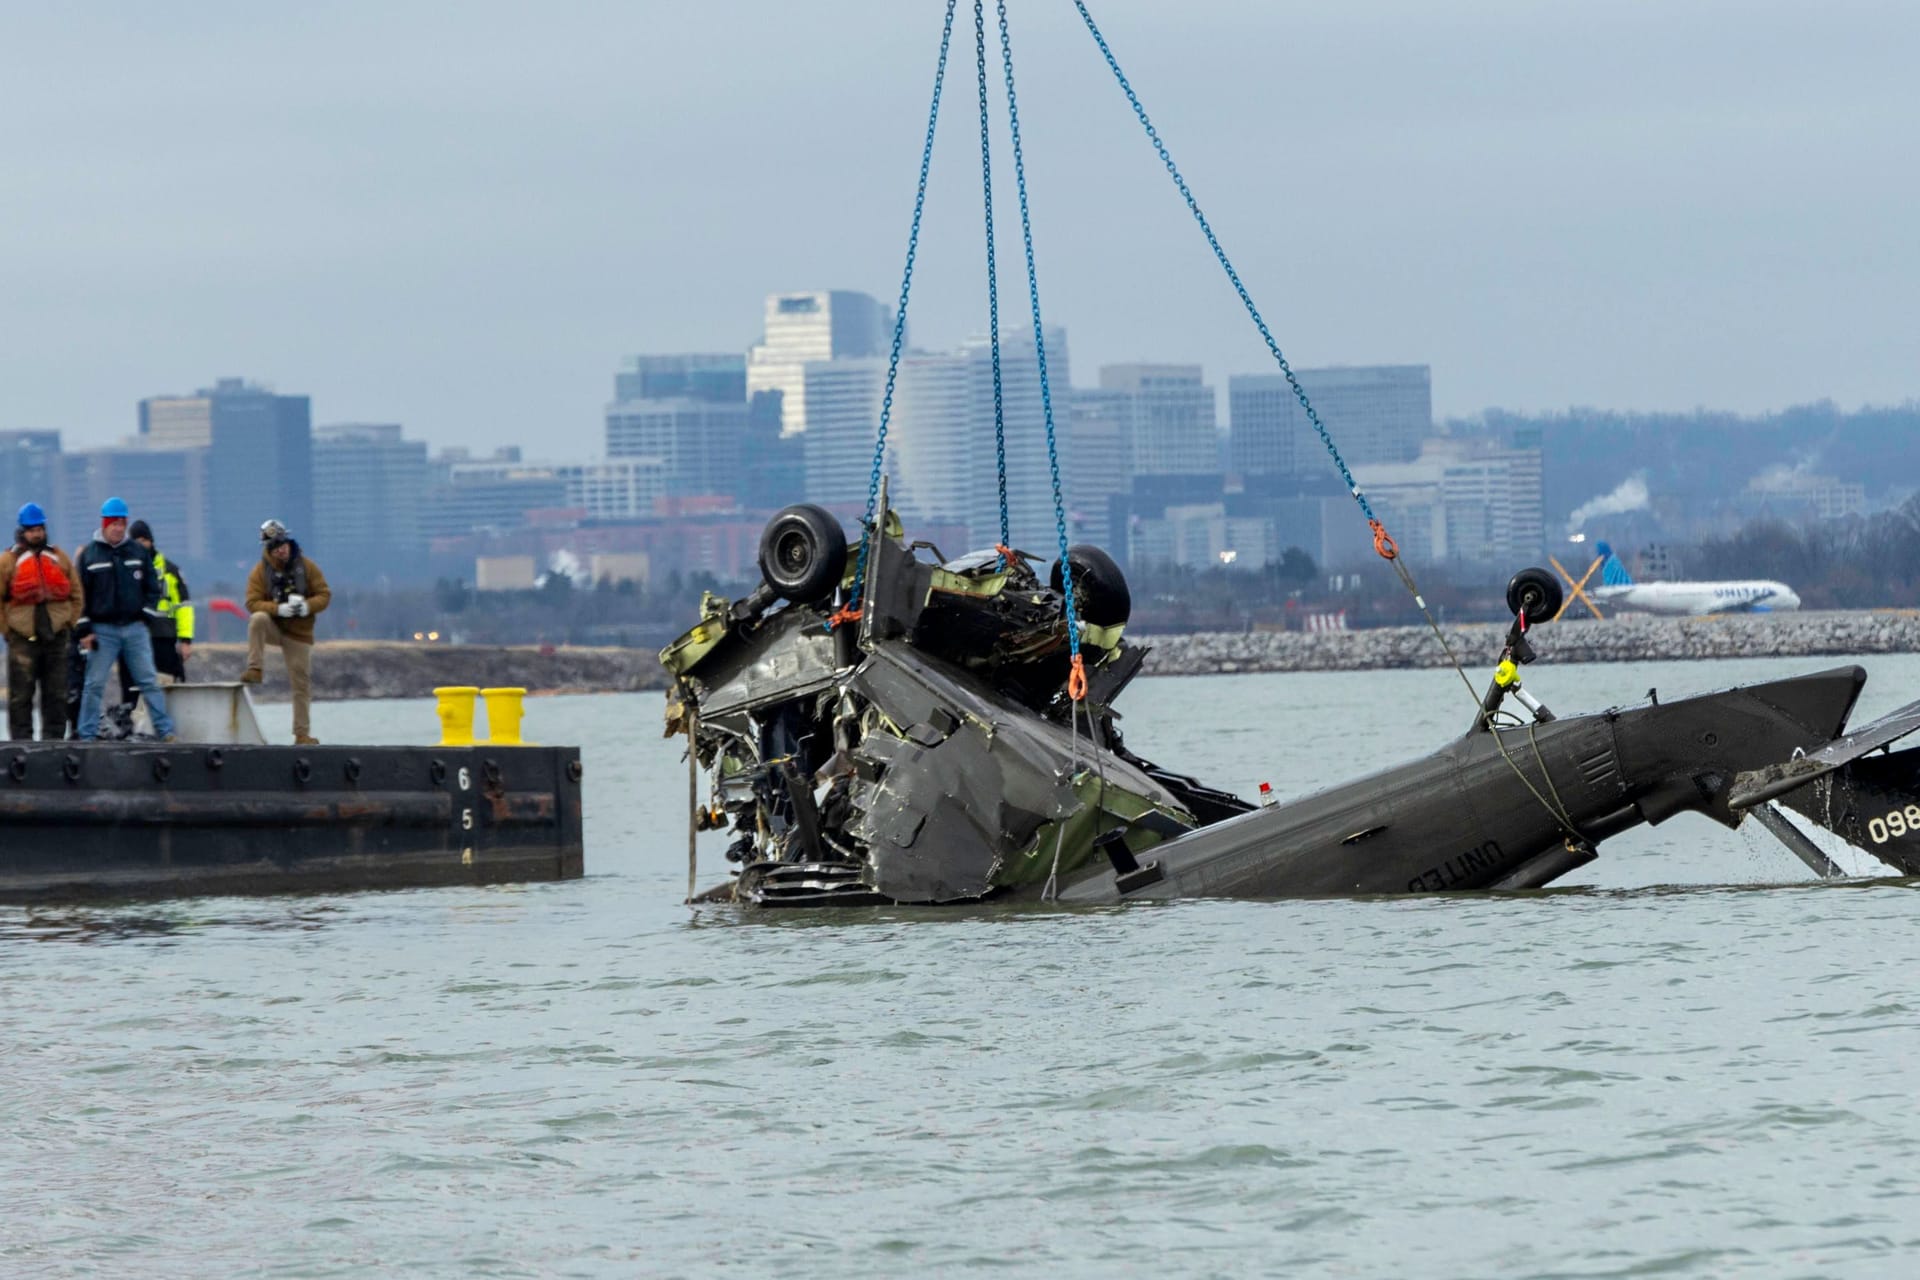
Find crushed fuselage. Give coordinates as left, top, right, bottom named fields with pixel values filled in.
left=664, top=506, right=1920, bottom=904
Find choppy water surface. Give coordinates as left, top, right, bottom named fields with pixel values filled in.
left=7, top=655, right=1920, bottom=1278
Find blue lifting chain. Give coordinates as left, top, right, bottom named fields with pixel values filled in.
left=841, top=0, right=957, bottom=625
left=1071, top=0, right=1398, bottom=561
left=997, top=0, right=1086, bottom=686
left=1072, top=0, right=1493, bottom=689
left=974, top=0, right=1011, bottom=560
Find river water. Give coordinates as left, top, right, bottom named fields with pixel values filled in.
left=6, top=654, right=1920, bottom=1278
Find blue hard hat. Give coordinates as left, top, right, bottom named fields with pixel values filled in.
left=100, top=496, right=130, bottom=519
left=16, top=502, right=45, bottom=528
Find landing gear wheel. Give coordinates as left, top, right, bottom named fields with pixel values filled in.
left=1050, top=545, right=1132, bottom=628
left=1506, top=567, right=1563, bottom=623
left=758, top=504, right=848, bottom=606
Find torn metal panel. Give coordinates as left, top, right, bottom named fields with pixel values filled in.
left=844, top=641, right=1192, bottom=902
left=691, top=607, right=845, bottom=721
left=1730, top=697, right=1920, bottom=810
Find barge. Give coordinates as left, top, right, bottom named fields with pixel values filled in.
left=0, top=688, right=583, bottom=903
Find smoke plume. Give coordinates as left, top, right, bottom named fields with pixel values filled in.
left=1566, top=473, right=1649, bottom=535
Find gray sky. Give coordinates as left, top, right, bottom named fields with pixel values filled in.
left=4, top=1, right=1916, bottom=456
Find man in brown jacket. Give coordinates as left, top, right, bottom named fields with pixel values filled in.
left=0, top=502, right=83, bottom=739
left=243, top=519, right=332, bottom=744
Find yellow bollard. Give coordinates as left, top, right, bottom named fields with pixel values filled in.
left=481, top=687, right=527, bottom=745
left=434, top=686, right=480, bottom=746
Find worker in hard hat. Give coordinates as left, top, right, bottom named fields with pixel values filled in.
left=74, top=496, right=176, bottom=742
left=0, top=502, right=83, bottom=739
left=243, top=519, right=331, bottom=745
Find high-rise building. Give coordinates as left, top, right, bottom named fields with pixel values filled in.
left=884, top=354, right=974, bottom=531
left=1231, top=364, right=1431, bottom=478
left=425, top=448, right=570, bottom=536
left=604, top=398, right=747, bottom=499
left=1348, top=436, right=1543, bottom=569
left=552, top=459, right=670, bottom=520
left=57, top=445, right=213, bottom=566
left=1064, top=389, right=1132, bottom=549
left=799, top=358, right=888, bottom=514
left=743, top=389, right=803, bottom=511
left=313, top=423, right=429, bottom=577
left=0, top=431, right=66, bottom=536
left=747, top=291, right=893, bottom=438
left=614, top=354, right=745, bottom=405
left=139, top=377, right=313, bottom=574
left=796, top=328, right=1076, bottom=551
left=1099, top=364, right=1216, bottom=478
left=962, top=327, right=1071, bottom=555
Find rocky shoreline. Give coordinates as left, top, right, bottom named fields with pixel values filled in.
left=1135, top=610, right=1920, bottom=676
left=189, top=642, right=662, bottom=701
left=187, top=612, right=1920, bottom=701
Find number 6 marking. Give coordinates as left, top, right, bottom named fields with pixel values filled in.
left=458, top=767, right=471, bottom=791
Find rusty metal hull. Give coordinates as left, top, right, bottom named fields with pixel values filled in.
left=0, top=742, right=583, bottom=903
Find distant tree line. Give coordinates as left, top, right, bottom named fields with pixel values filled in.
left=1688, top=495, right=1920, bottom=609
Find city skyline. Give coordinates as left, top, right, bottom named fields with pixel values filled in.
left=3, top=2, right=1917, bottom=456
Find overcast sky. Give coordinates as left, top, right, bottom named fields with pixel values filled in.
left=3, top=1, right=1916, bottom=456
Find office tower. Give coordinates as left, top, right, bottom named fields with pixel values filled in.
left=1349, top=437, right=1543, bottom=568
left=1099, top=363, right=1216, bottom=477
left=551, top=459, right=671, bottom=520
left=798, top=358, right=888, bottom=513
left=424, top=449, right=570, bottom=536
left=614, top=354, right=745, bottom=405
left=1064, top=389, right=1132, bottom=549
left=747, top=291, right=893, bottom=438
left=0, top=431, right=65, bottom=534
left=604, top=398, right=747, bottom=499
left=880, top=353, right=974, bottom=532
left=313, top=423, right=430, bottom=575
left=139, top=377, right=313, bottom=572
left=743, top=389, right=803, bottom=510
left=1231, top=364, right=1431, bottom=478
left=57, top=446, right=213, bottom=565
left=961, top=327, right=1072, bottom=555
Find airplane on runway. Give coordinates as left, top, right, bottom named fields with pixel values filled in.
left=1587, top=541, right=1801, bottom=615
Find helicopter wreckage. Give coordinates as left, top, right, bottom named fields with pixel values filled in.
left=662, top=500, right=1920, bottom=906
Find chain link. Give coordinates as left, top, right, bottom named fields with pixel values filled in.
left=998, top=0, right=1081, bottom=661
left=846, top=0, right=958, bottom=616
left=975, top=0, right=1011, bottom=559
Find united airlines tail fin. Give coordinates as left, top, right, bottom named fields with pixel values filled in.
left=1595, top=541, right=1633, bottom=586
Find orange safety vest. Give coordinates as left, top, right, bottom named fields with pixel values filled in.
left=8, top=550, right=73, bottom=605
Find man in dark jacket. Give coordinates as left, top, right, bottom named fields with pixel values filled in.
left=74, top=497, right=176, bottom=741
left=114, top=519, right=193, bottom=714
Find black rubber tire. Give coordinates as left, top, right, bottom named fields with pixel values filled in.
left=758, top=504, right=848, bottom=605
left=1506, top=567, right=1564, bottom=622
left=1049, top=544, right=1132, bottom=628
